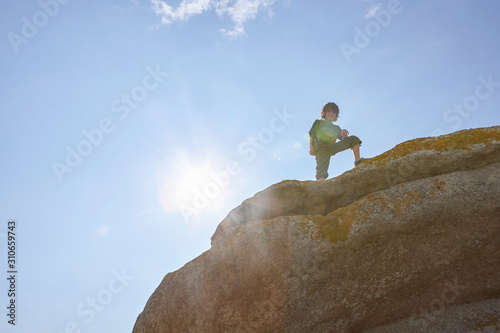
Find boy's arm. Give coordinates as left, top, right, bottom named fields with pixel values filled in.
left=334, top=124, right=348, bottom=140
left=309, top=120, right=318, bottom=156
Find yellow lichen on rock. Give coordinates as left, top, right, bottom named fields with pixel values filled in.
left=431, top=178, right=447, bottom=194
left=366, top=126, right=500, bottom=166
left=295, top=176, right=454, bottom=245
left=469, top=315, right=500, bottom=332
left=296, top=213, right=354, bottom=244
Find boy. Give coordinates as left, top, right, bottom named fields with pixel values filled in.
left=309, top=102, right=365, bottom=181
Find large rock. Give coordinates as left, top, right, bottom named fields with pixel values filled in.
left=133, top=126, right=500, bottom=333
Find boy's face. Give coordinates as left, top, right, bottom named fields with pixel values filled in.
left=325, top=110, right=339, bottom=122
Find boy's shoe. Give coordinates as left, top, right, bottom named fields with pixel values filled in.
left=354, top=158, right=366, bottom=167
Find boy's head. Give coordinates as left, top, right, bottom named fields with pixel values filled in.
left=321, top=102, right=339, bottom=121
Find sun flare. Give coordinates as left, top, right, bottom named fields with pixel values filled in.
left=157, top=151, right=233, bottom=223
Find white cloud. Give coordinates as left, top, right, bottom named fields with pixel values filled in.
left=151, top=0, right=276, bottom=37
left=152, top=0, right=212, bottom=23
left=365, top=3, right=381, bottom=18
left=219, top=25, right=246, bottom=37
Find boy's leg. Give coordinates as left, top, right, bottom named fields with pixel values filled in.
left=315, top=149, right=331, bottom=181
left=352, top=143, right=361, bottom=161
left=334, top=136, right=365, bottom=165
left=331, top=136, right=362, bottom=155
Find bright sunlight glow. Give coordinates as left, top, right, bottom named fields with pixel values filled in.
left=157, top=150, right=233, bottom=226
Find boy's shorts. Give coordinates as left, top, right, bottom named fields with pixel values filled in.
left=314, top=135, right=362, bottom=180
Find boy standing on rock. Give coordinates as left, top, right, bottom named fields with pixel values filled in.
left=309, top=102, right=365, bottom=181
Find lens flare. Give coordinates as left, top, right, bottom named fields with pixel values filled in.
left=157, top=151, right=233, bottom=223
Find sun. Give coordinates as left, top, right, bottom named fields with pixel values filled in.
left=157, top=151, right=233, bottom=224
left=158, top=155, right=212, bottom=212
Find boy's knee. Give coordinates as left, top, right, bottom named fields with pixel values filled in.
left=348, top=135, right=362, bottom=147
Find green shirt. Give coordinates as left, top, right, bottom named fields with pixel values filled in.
left=309, top=119, right=342, bottom=144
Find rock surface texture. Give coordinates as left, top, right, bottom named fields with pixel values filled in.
left=133, top=126, right=500, bottom=333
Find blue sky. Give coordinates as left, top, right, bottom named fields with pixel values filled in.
left=1, top=0, right=499, bottom=332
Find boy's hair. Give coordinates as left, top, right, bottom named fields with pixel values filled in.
left=321, top=102, right=340, bottom=119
